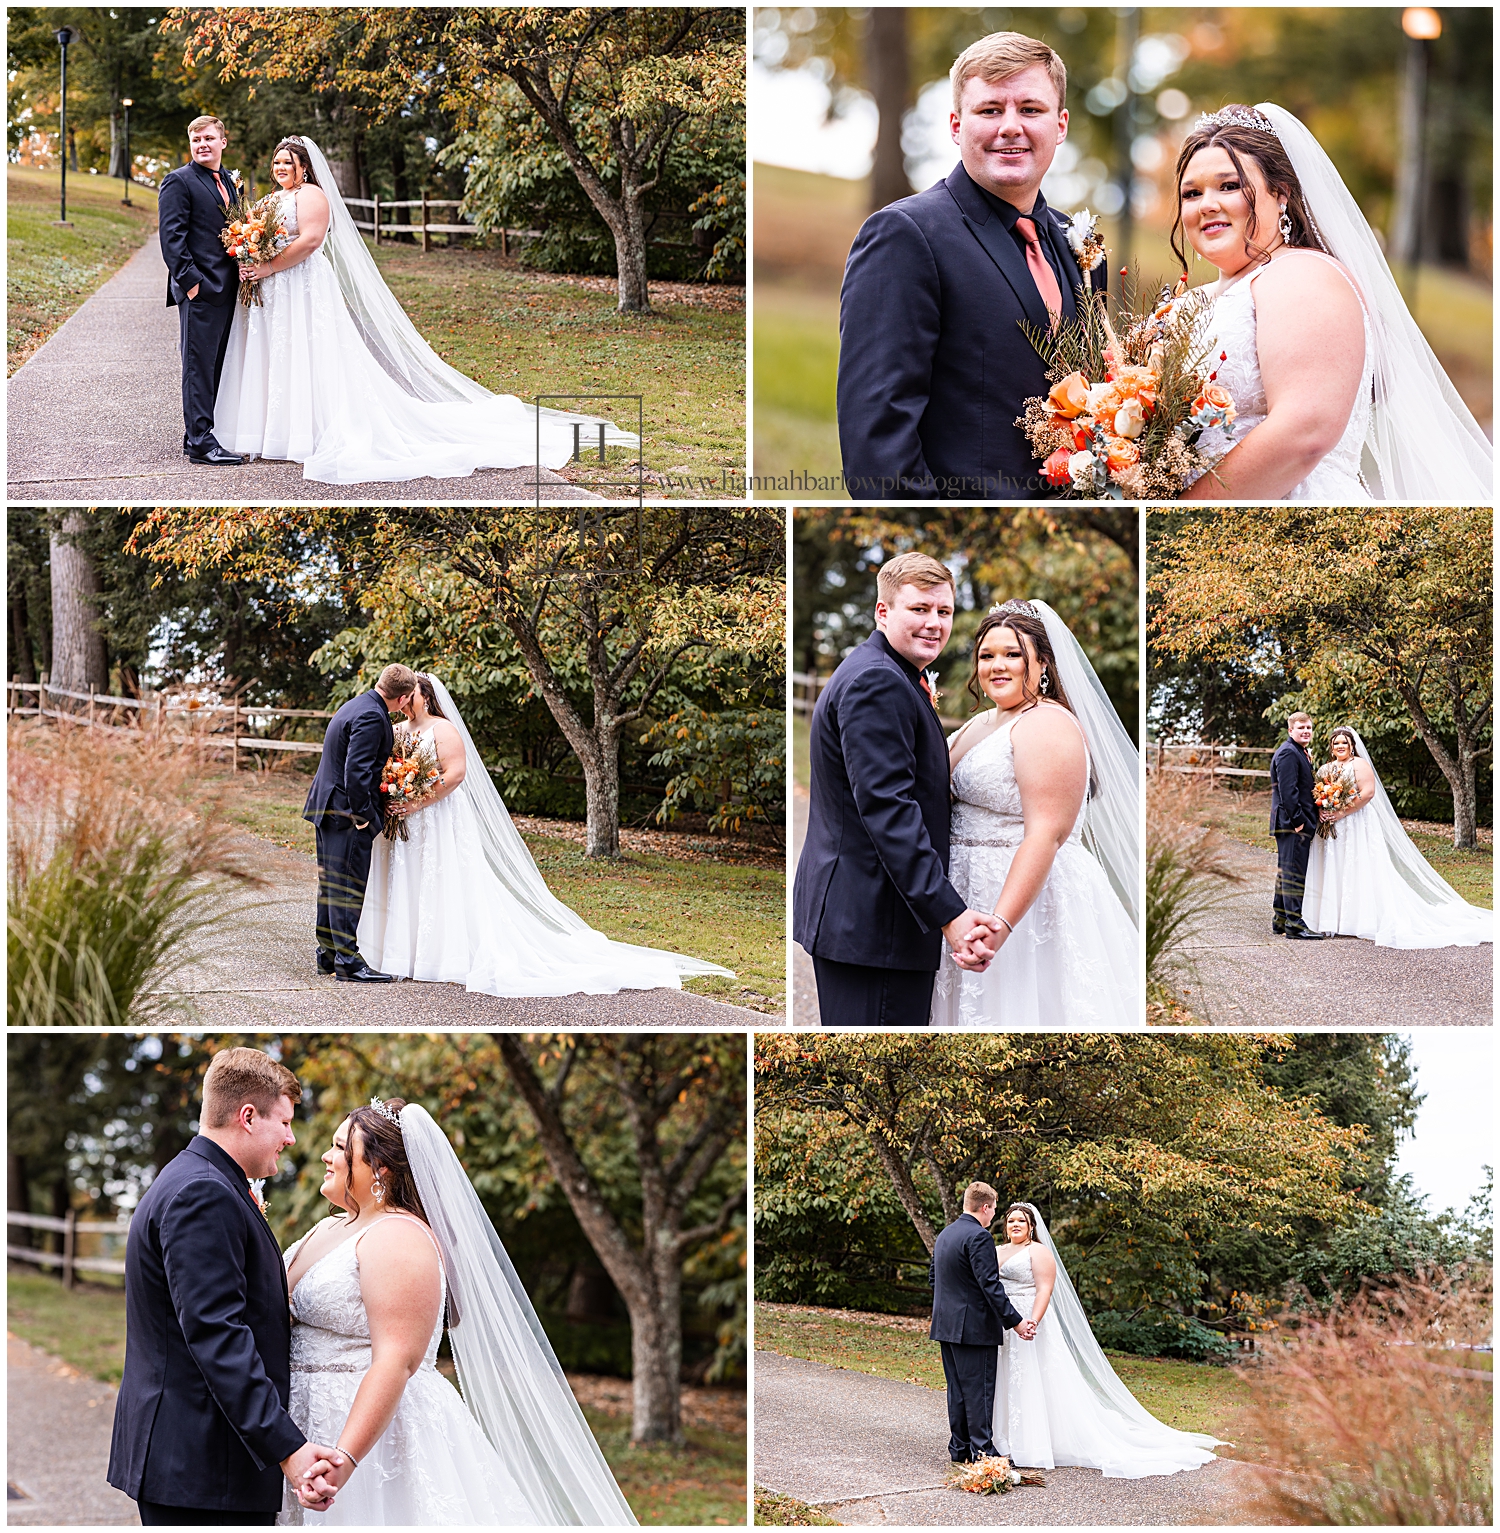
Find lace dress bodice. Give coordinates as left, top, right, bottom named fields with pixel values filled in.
left=287, top=1218, right=443, bottom=1380
left=950, top=713, right=1084, bottom=853
left=998, top=1246, right=1036, bottom=1304
left=1195, top=251, right=1374, bottom=501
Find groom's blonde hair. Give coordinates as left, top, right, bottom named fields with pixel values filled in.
left=1287, top=711, right=1313, bottom=727
left=963, top=1181, right=998, bottom=1213
left=951, top=33, right=1067, bottom=113
left=186, top=115, right=228, bottom=139
left=375, top=663, right=418, bottom=701
left=876, top=551, right=954, bottom=606
left=202, top=1048, right=301, bottom=1128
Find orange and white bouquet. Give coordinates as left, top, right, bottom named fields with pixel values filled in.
left=1313, top=763, right=1358, bottom=839
left=220, top=191, right=292, bottom=307
left=379, top=731, right=443, bottom=841
left=1018, top=260, right=1238, bottom=500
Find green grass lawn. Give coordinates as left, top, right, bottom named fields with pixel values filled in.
left=8, top=164, right=160, bottom=373
left=209, top=765, right=784, bottom=1010
left=752, top=283, right=845, bottom=495
left=6, top=1271, right=745, bottom=1525
left=755, top=1305, right=1253, bottom=1450
left=754, top=1487, right=839, bottom=1525
left=369, top=243, right=745, bottom=497
left=1193, top=787, right=1493, bottom=909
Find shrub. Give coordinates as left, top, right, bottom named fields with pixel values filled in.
left=8, top=722, right=264, bottom=1024
left=1091, top=1309, right=1237, bottom=1363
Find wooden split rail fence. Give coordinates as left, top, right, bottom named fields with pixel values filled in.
left=342, top=195, right=540, bottom=256
left=7, top=681, right=333, bottom=770
left=7, top=1210, right=130, bottom=1288
left=791, top=669, right=966, bottom=731
left=1147, top=740, right=1273, bottom=785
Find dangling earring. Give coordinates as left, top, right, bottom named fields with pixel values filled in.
left=372, top=1178, right=385, bottom=1204
left=1278, top=204, right=1293, bottom=243
left=1039, top=670, right=1050, bottom=695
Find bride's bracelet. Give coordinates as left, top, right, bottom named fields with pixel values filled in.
left=336, top=1447, right=359, bottom=1470
left=994, top=914, right=1015, bottom=935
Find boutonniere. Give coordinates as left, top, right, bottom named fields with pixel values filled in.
left=248, top=1178, right=271, bottom=1221
left=1063, top=209, right=1106, bottom=272
left=922, top=669, right=942, bottom=712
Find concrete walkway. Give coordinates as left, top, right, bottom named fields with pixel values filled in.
left=7, top=1337, right=137, bottom=1525
left=754, top=1351, right=1256, bottom=1525
left=7, top=235, right=595, bottom=503
left=1175, top=837, right=1491, bottom=1026
left=153, top=832, right=776, bottom=1026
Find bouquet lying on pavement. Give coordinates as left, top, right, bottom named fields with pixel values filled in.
left=379, top=731, right=443, bottom=842
left=219, top=191, right=292, bottom=307
left=948, top=1455, right=1046, bottom=1495
left=1313, top=764, right=1359, bottom=839
left=1017, top=214, right=1238, bottom=499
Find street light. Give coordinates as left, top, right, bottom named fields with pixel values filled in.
left=120, top=98, right=134, bottom=206
left=1391, top=7, right=1443, bottom=279
left=54, top=26, right=75, bottom=227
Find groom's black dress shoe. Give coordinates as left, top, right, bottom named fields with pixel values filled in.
left=334, top=959, right=396, bottom=982
left=187, top=444, right=244, bottom=465
left=317, top=949, right=337, bottom=975
left=1285, top=927, right=1324, bottom=940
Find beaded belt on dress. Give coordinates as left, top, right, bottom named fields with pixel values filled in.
left=953, top=834, right=1024, bottom=848
left=291, top=1360, right=368, bottom=1373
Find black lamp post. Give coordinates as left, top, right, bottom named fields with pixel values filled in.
left=120, top=98, right=134, bottom=206
left=54, top=26, right=75, bottom=227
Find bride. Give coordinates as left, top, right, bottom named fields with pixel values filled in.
left=356, top=673, right=733, bottom=995
left=1172, top=104, right=1491, bottom=502
left=930, top=601, right=1139, bottom=1029
left=1303, top=725, right=1492, bottom=948
left=282, top=1097, right=636, bottom=1525
left=991, top=1203, right=1220, bottom=1478
left=215, top=135, right=632, bottom=485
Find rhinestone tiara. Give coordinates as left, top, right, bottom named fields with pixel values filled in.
left=1194, top=106, right=1278, bottom=138
left=367, top=1096, right=402, bottom=1129
left=989, top=599, right=1039, bottom=617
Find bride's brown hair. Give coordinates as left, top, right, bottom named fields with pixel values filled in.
left=344, top=1099, right=428, bottom=1223
left=414, top=675, right=447, bottom=720
left=1169, top=107, right=1326, bottom=274
left=965, top=607, right=1074, bottom=716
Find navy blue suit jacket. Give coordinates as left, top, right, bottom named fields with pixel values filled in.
left=838, top=165, right=1092, bottom=500
left=107, top=1137, right=304, bottom=1511
left=302, top=689, right=396, bottom=834
left=1269, top=737, right=1317, bottom=834
left=158, top=161, right=240, bottom=308
left=928, top=1213, right=1025, bottom=1346
left=792, top=631, right=967, bottom=970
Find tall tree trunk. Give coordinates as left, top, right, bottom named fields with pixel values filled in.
left=108, top=110, right=122, bottom=177
left=1386, top=661, right=1482, bottom=848
left=867, top=1123, right=937, bottom=1252
left=48, top=511, right=108, bottom=699
left=390, top=135, right=412, bottom=242
left=630, top=1251, right=683, bottom=1441
left=50, top=1175, right=70, bottom=1264
left=867, top=8, right=912, bottom=212
left=9, top=1154, right=32, bottom=1248
left=11, top=590, right=37, bottom=683
left=611, top=196, right=652, bottom=313
left=580, top=737, right=622, bottom=858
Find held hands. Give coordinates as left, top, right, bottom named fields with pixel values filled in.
left=282, top=1442, right=347, bottom=1512
left=1016, top=1320, right=1038, bottom=1341
left=943, top=910, right=1006, bottom=972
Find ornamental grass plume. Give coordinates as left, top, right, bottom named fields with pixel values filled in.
left=8, top=720, right=266, bottom=1024
left=1234, top=1270, right=1493, bottom=1525
left=1145, top=771, right=1244, bottom=1008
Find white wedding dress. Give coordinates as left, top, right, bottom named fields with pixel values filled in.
left=280, top=1216, right=537, bottom=1525
left=1194, top=250, right=1375, bottom=501
left=929, top=711, right=1138, bottom=1028
left=1303, top=748, right=1492, bottom=949
left=355, top=679, right=733, bottom=996
left=990, top=1243, right=1218, bottom=1479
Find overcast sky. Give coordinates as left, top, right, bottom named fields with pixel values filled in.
left=1392, top=1030, right=1493, bottom=1217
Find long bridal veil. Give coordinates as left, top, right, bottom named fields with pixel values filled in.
left=1018, top=1203, right=1222, bottom=1462
left=1258, top=103, right=1492, bottom=501
left=297, top=135, right=637, bottom=449
left=424, top=673, right=732, bottom=978
left=401, top=1103, right=639, bottom=1526
left=1032, top=601, right=1141, bottom=927
left=1338, top=726, right=1492, bottom=946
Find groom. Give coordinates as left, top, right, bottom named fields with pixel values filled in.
left=158, top=115, right=245, bottom=466
left=107, top=1048, right=344, bottom=1523
left=838, top=32, right=1095, bottom=500
left=930, top=1182, right=1034, bottom=1464
left=304, top=663, right=418, bottom=981
left=1270, top=711, right=1323, bottom=940
left=793, top=552, right=1003, bottom=1026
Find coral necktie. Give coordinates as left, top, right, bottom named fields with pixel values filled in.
left=212, top=170, right=229, bottom=208
left=1014, top=216, right=1063, bottom=321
